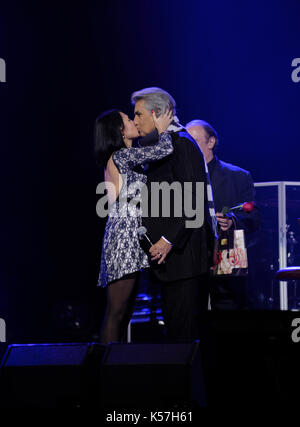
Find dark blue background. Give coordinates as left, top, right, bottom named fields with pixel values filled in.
left=0, top=1, right=299, bottom=341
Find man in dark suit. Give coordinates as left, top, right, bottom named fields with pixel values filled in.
left=186, top=120, right=260, bottom=310
left=131, top=88, right=215, bottom=342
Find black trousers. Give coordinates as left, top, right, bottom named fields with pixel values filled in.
left=160, top=275, right=209, bottom=343
left=209, top=275, right=248, bottom=310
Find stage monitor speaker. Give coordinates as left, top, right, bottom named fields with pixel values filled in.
left=100, top=341, right=206, bottom=409
left=0, top=342, right=106, bottom=408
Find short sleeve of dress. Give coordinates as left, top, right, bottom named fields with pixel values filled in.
left=113, top=131, right=173, bottom=174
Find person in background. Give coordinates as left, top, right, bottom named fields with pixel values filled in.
left=186, top=119, right=260, bottom=310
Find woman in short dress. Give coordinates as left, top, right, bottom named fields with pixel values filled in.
left=94, top=109, right=173, bottom=343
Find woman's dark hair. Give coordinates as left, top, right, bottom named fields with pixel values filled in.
left=94, top=109, right=125, bottom=166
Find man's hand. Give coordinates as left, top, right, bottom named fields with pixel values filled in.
left=149, top=237, right=172, bottom=264
left=216, top=212, right=233, bottom=231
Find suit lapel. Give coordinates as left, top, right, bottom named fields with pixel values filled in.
left=211, top=157, right=228, bottom=212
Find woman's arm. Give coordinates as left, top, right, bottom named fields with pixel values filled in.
left=113, top=111, right=174, bottom=174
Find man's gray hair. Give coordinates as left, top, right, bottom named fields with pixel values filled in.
left=131, top=87, right=176, bottom=117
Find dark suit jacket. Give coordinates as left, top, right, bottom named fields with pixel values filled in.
left=138, top=129, right=214, bottom=282
left=208, top=156, right=260, bottom=235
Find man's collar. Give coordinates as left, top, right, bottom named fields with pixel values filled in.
left=207, top=155, right=217, bottom=166
left=167, top=115, right=185, bottom=132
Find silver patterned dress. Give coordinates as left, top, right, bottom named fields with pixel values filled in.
left=97, top=131, right=173, bottom=287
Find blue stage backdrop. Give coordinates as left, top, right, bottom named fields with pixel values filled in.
left=0, top=1, right=300, bottom=341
